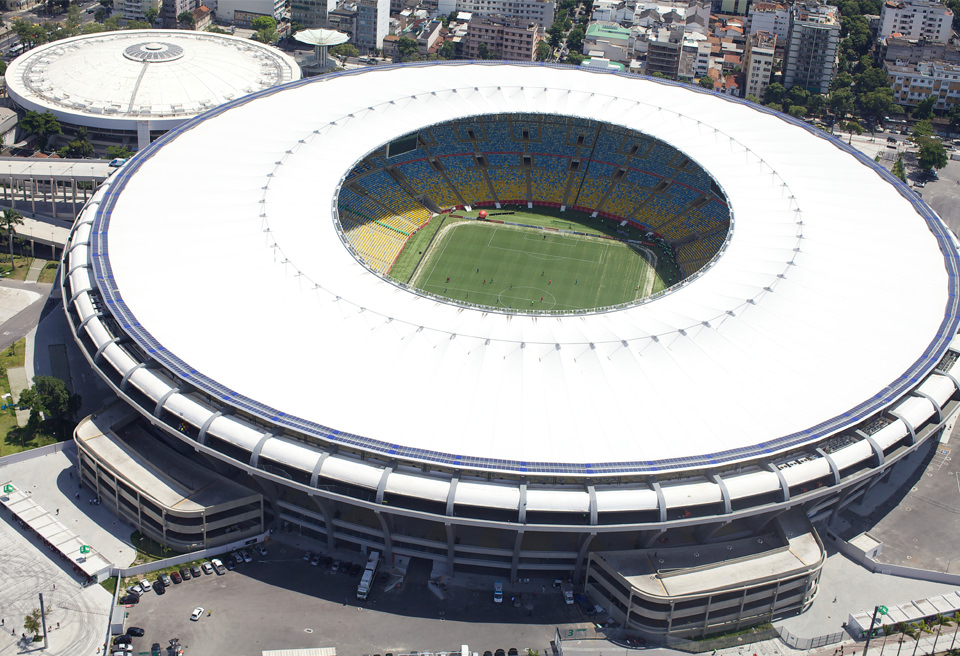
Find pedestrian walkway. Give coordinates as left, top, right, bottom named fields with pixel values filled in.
left=6, top=365, right=30, bottom=427
left=24, top=258, right=46, bottom=283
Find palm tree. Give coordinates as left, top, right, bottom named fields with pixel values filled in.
left=933, top=614, right=957, bottom=655
left=947, top=612, right=960, bottom=653
left=0, top=208, right=23, bottom=264
left=903, top=623, right=922, bottom=656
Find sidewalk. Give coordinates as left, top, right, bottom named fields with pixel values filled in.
left=24, top=258, right=45, bottom=283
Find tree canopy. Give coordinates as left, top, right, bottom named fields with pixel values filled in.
left=17, top=376, right=81, bottom=436
left=917, top=136, right=948, bottom=171
left=19, top=111, right=61, bottom=150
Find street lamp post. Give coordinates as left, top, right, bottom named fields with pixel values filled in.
left=865, top=605, right=889, bottom=656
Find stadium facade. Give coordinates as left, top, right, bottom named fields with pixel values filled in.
left=62, top=62, right=960, bottom=638
left=5, top=30, right=300, bottom=150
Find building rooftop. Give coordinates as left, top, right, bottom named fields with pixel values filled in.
left=4, top=30, right=300, bottom=132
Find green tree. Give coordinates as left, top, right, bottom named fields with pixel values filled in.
left=807, top=94, right=826, bottom=117
left=23, top=609, right=42, bottom=638
left=892, top=155, right=906, bottom=182
left=744, top=93, right=760, bottom=103
left=145, top=6, right=159, bottom=24
left=17, top=375, right=81, bottom=435
left=12, top=19, right=46, bottom=48
left=206, top=24, right=228, bottom=33
left=0, top=208, right=23, bottom=264
left=860, top=87, right=895, bottom=122
left=912, top=95, right=937, bottom=119
left=564, top=51, right=583, bottom=65
left=831, top=71, right=853, bottom=92
left=250, top=15, right=276, bottom=31
left=931, top=614, right=955, bottom=655
left=19, top=110, right=62, bottom=150
left=787, top=104, right=806, bottom=118
left=763, top=82, right=786, bottom=105
left=58, top=127, right=94, bottom=158
left=397, top=36, right=419, bottom=61
left=698, top=76, right=714, bottom=89
left=917, top=136, right=948, bottom=171
left=65, top=5, right=82, bottom=33
left=439, top=40, right=456, bottom=59
left=830, top=87, right=855, bottom=119
left=330, top=43, right=359, bottom=58
left=106, top=145, right=134, bottom=159
left=177, top=10, right=196, bottom=27
left=535, top=40, right=551, bottom=62
left=913, top=119, right=934, bottom=138
left=786, top=86, right=810, bottom=108
left=566, top=26, right=585, bottom=53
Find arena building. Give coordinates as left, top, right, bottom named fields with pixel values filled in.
left=62, top=62, right=960, bottom=638
left=5, top=30, right=300, bottom=151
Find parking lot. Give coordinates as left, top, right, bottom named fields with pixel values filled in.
left=119, top=541, right=586, bottom=656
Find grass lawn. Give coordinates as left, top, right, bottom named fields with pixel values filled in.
left=37, top=261, right=58, bottom=284
left=0, top=256, right=34, bottom=281
left=0, top=339, right=61, bottom=456
left=410, top=219, right=664, bottom=311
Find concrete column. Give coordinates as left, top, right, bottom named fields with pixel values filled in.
left=375, top=511, right=393, bottom=563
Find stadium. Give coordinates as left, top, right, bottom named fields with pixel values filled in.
left=62, top=62, right=960, bottom=638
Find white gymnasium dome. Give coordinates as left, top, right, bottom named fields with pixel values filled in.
left=78, top=62, right=960, bottom=476
left=5, top=30, right=299, bottom=144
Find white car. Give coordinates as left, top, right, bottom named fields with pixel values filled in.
left=138, top=579, right=151, bottom=592
left=127, top=585, right=143, bottom=597
left=240, top=550, right=252, bottom=563
left=494, top=580, right=503, bottom=603
left=256, top=544, right=268, bottom=557
left=190, top=607, right=204, bottom=621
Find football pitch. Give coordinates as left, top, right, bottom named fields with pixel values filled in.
left=409, top=219, right=662, bottom=311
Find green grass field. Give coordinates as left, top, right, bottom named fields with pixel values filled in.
left=409, top=217, right=664, bottom=311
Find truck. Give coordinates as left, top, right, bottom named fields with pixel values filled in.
left=561, top=582, right=574, bottom=605
left=356, top=550, right=381, bottom=600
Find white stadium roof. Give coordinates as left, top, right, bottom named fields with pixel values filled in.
left=5, top=30, right=300, bottom=132
left=89, top=63, right=960, bottom=475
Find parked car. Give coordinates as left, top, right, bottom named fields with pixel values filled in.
left=119, top=594, right=139, bottom=605
left=113, top=635, right=131, bottom=646
left=127, top=585, right=143, bottom=597
left=179, top=567, right=191, bottom=581
left=331, top=559, right=341, bottom=573
left=239, top=550, right=252, bottom=563
left=138, top=579, right=152, bottom=593
left=151, top=643, right=162, bottom=656
left=256, top=544, right=268, bottom=557
left=170, top=571, right=182, bottom=584
left=309, top=554, right=321, bottom=567
left=154, top=580, right=165, bottom=595
left=160, top=573, right=173, bottom=587
left=211, top=558, right=226, bottom=575
left=190, top=565, right=202, bottom=578
left=201, top=561, right=214, bottom=575
left=303, top=550, right=313, bottom=562
left=190, top=607, right=204, bottom=621
left=494, top=581, right=503, bottom=603
left=126, top=627, right=145, bottom=637
left=108, top=158, right=127, bottom=168
left=224, top=555, right=236, bottom=570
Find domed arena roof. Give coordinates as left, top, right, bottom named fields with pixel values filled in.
left=79, top=62, right=960, bottom=476
left=5, top=30, right=300, bottom=132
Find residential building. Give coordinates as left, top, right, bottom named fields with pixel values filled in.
left=216, top=0, right=284, bottom=22
left=463, top=14, right=540, bottom=60
left=887, top=59, right=960, bottom=110
left=879, top=0, right=952, bottom=44
left=782, top=1, right=840, bottom=94
left=418, top=19, right=444, bottom=53
left=720, top=0, right=746, bottom=15
left=646, top=25, right=685, bottom=77
left=329, top=2, right=358, bottom=40
left=356, top=0, right=390, bottom=53
left=583, top=21, right=632, bottom=61
left=591, top=0, right=635, bottom=23
left=292, top=0, right=337, bottom=28
left=744, top=30, right=776, bottom=99
left=120, top=0, right=160, bottom=22
left=634, top=0, right=710, bottom=33
left=881, top=35, right=960, bottom=64
left=455, top=0, right=555, bottom=27
left=192, top=3, right=213, bottom=27
left=748, top=2, right=789, bottom=40
left=161, top=0, right=198, bottom=28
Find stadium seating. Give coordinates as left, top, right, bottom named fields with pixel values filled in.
left=336, top=114, right=732, bottom=277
